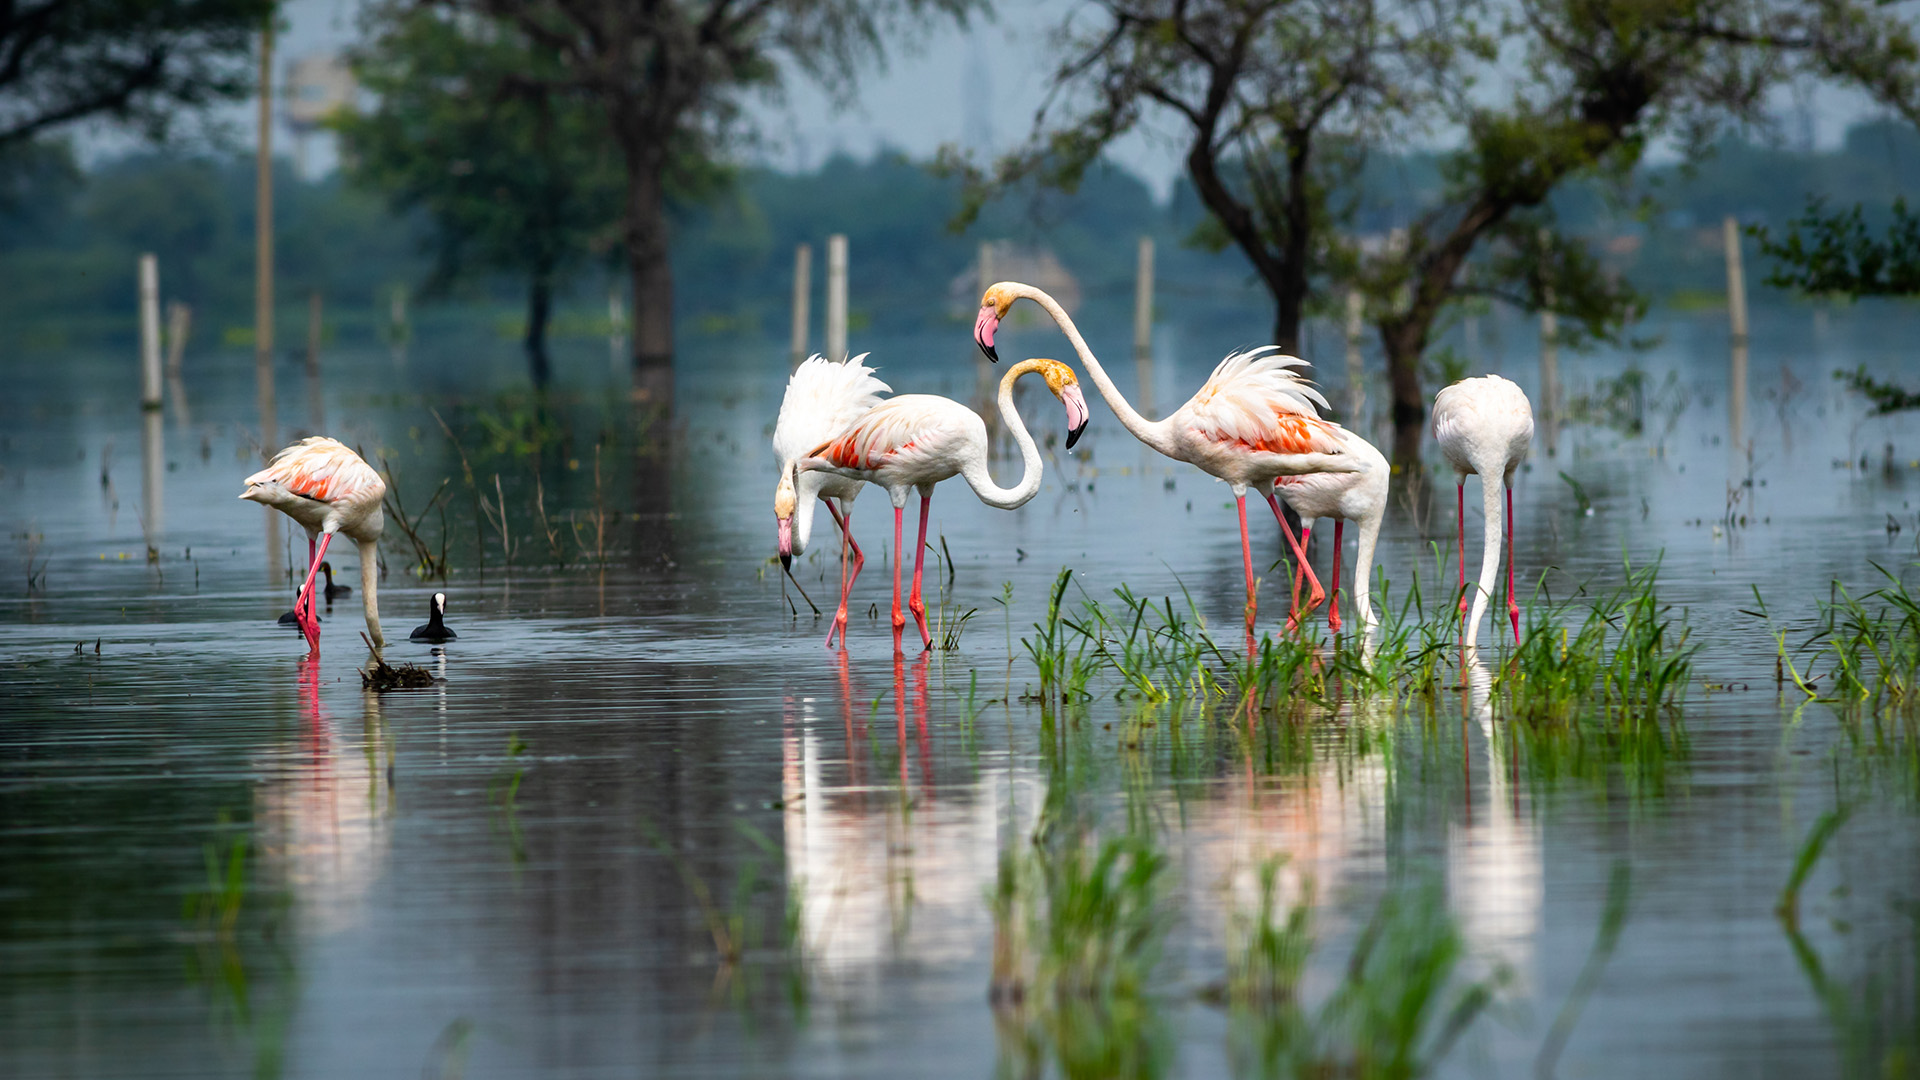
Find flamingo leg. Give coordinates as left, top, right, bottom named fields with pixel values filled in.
left=890, top=505, right=907, bottom=650
left=1457, top=481, right=1469, bottom=615
left=825, top=499, right=860, bottom=649
left=907, top=494, right=933, bottom=651
left=303, top=537, right=317, bottom=624
left=1506, top=485, right=1520, bottom=645
left=296, top=533, right=333, bottom=653
left=1266, top=492, right=1323, bottom=631
left=1329, top=520, right=1344, bottom=634
left=1238, top=494, right=1257, bottom=634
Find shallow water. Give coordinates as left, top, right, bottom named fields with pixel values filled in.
left=3, top=303, right=1919, bottom=1078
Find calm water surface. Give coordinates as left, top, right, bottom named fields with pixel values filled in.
left=3, top=304, right=1918, bottom=1078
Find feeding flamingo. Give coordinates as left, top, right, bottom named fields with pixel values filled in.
left=241, top=437, right=387, bottom=654
left=795, top=357, right=1090, bottom=651
left=1432, top=374, right=1534, bottom=649
left=974, top=282, right=1359, bottom=634
left=1269, top=424, right=1389, bottom=635
left=774, top=352, right=892, bottom=647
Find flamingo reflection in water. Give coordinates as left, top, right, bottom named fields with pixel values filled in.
left=252, top=658, right=396, bottom=937
left=780, top=652, right=1015, bottom=994
left=1447, top=659, right=1543, bottom=988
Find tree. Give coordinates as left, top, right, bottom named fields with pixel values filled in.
left=1348, top=0, right=1920, bottom=461
left=334, top=6, right=624, bottom=385
left=950, top=0, right=1469, bottom=355
left=452, top=0, right=980, bottom=380
left=0, top=0, right=274, bottom=149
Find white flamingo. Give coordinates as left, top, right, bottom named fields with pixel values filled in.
left=1270, top=425, right=1389, bottom=635
left=241, top=437, right=386, bottom=654
left=1432, top=374, right=1535, bottom=649
left=974, top=281, right=1359, bottom=634
left=796, top=357, right=1090, bottom=651
left=774, top=353, right=891, bottom=647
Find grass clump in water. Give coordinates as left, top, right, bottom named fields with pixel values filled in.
left=990, top=822, right=1172, bottom=1078
left=1499, top=556, right=1696, bottom=728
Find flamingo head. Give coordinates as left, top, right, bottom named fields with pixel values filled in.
left=1032, top=359, right=1090, bottom=449
left=774, top=465, right=798, bottom=569
left=974, top=282, right=1019, bottom=363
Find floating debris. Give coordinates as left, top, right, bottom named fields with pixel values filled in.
left=359, top=656, right=436, bottom=692
left=359, top=631, right=439, bottom=691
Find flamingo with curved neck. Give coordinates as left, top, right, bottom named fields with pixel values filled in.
left=974, top=281, right=1361, bottom=634
left=797, top=357, right=1089, bottom=652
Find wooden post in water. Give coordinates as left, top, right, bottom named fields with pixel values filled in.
left=1537, top=228, right=1559, bottom=454
left=255, top=20, right=282, bottom=583
left=164, top=302, right=191, bottom=376
left=1724, top=215, right=1749, bottom=448
left=305, top=291, right=322, bottom=375
left=1344, top=289, right=1365, bottom=425
left=825, top=234, right=847, bottom=362
left=790, top=243, right=812, bottom=367
left=138, top=253, right=162, bottom=411
left=1133, top=236, right=1155, bottom=414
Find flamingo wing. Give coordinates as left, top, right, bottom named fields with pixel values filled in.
left=1178, top=347, right=1344, bottom=455
left=774, top=352, right=891, bottom=465
left=805, top=395, right=971, bottom=475
left=246, top=437, right=385, bottom=505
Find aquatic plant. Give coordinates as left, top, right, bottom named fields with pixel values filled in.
left=988, top=823, right=1173, bottom=1079
left=1221, top=876, right=1504, bottom=1080
left=1499, top=556, right=1696, bottom=728
left=1024, top=568, right=1100, bottom=702
left=1803, top=567, right=1920, bottom=712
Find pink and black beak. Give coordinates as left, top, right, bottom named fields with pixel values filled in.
left=974, top=304, right=1000, bottom=363
left=777, top=517, right=793, bottom=570
left=1064, top=384, right=1089, bottom=449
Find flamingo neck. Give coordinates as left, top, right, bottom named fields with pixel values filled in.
left=1464, top=474, right=1504, bottom=650
left=1013, top=285, right=1175, bottom=456
left=792, top=477, right=820, bottom=555
left=1352, top=508, right=1383, bottom=633
left=359, top=538, right=385, bottom=650
left=962, top=360, right=1048, bottom=510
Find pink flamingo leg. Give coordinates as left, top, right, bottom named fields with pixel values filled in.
left=1266, top=492, right=1322, bottom=631
left=907, top=493, right=934, bottom=651
left=296, top=532, right=333, bottom=653
left=303, top=537, right=317, bottom=624
left=1329, top=520, right=1344, bottom=634
left=825, top=499, right=862, bottom=649
left=1457, top=482, right=1469, bottom=615
left=1506, top=485, right=1521, bottom=645
left=1238, top=495, right=1258, bottom=634
left=890, top=505, right=907, bottom=650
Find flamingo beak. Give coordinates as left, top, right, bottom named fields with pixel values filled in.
left=1063, top=384, right=1089, bottom=449
left=974, top=304, right=1000, bottom=363
left=777, top=517, right=793, bottom=570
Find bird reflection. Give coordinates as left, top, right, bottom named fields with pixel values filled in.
left=254, top=657, right=395, bottom=936
left=779, top=651, right=999, bottom=994
left=1448, top=657, right=1542, bottom=986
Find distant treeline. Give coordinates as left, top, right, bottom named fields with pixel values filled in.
left=2, top=120, right=1915, bottom=350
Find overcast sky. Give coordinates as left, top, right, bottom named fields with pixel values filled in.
left=231, top=0, right=1886, bottom=200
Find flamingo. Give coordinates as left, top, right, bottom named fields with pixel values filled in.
left=974, top=282, right=1359, bottom=633
left=1432, top=374, right=1534, bottom=649
left=774, top=353, right=891, bottom=647
left=1269, top=425, right=1389, bottom=635
left=410, top=592, right=456, bottom=643
left=241, top=436, right=387, bottom=654
left=796, top=357, right=1090, bottom=651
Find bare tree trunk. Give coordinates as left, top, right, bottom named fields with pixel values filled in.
left=526, top=267, right=553, bottom=388
left=1383, top=322, right=1427, bottom=468
left=624, top=150, right=674, bottom=374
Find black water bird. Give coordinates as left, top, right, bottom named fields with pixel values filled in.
left=321, top=561, right=351, bottom=600
left=410, top=592, right=457, bottom=643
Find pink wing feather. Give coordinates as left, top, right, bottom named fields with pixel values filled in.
left=1182, top=347, right=1344, bottom=455
left=246, top=437, right=385, bottom=505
